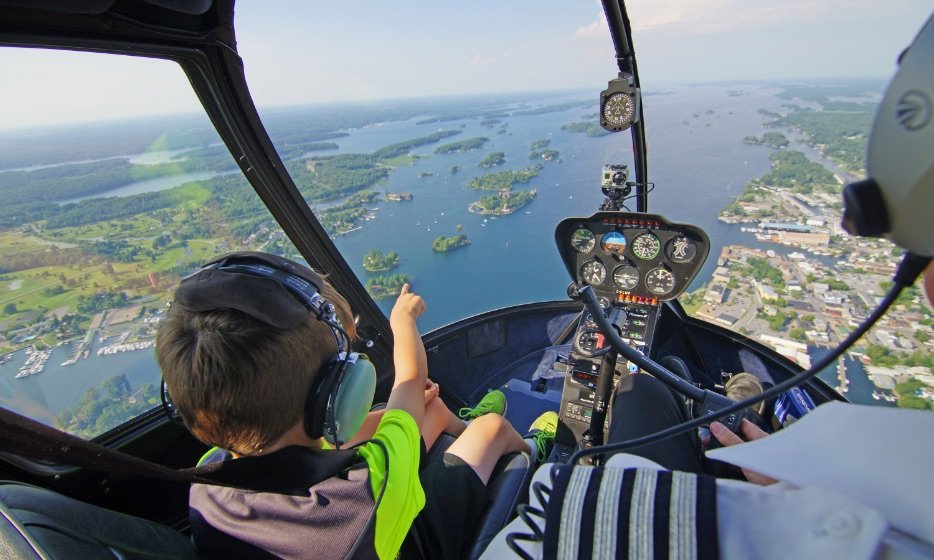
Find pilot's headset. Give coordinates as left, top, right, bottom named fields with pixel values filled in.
left=163, top=251, right=377, bottom=448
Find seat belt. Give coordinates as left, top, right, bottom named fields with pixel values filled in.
left=0, top=406, right=359, bottom=495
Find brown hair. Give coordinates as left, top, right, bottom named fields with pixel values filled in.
left=156, top=280, right=355, bottom=455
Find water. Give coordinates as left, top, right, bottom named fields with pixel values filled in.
left=60, top=171, right=219, bottom=204
left=0, top=339, right=159, bottom=425
left=329, top=85, right=793, bottom=328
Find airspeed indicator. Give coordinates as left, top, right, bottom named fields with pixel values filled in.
left=571, top=228, right=596, bottom=253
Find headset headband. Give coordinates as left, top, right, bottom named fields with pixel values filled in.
left=174, top=251, right=332, bottom=328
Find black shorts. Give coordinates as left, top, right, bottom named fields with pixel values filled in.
left=403, top=452, right=491, bottom=559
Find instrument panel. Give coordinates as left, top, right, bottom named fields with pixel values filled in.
left=556, top=212, right=710, bottom=303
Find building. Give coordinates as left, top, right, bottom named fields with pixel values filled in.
left=705, top=284, right=726, bottom=304
left=778, top=231, right=831, bottom=246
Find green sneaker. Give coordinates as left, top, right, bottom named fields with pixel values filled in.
left=526, top=411, right=558, bottom=462
left=458, top=389, right=507, bottom=420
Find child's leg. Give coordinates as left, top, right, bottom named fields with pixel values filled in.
left=444, top=414, right=527, bottom=484
left=420, top=395, right=466, bottom=449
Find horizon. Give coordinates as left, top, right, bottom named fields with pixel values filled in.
left=0, top=78, right=887, bottom=137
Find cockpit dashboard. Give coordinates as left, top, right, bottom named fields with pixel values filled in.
left=555, top=212, right=710, bottom=304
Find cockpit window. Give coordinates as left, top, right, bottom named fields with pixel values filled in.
left=234, top=3, right=931, bottom=411
left=235, top=3, right=634, bottom=331
left=0, top=48, right=307, bottom=439
left=235, top=3, right=931, bottom=411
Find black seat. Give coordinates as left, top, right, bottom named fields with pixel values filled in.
left=0, top=436, right=531, bottom=560
left=0, top=481, right=198, bottom=560
left=426, top=434, right=533, bottom=560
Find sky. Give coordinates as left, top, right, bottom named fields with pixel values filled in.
left=0, top=0, right=931, bottom=130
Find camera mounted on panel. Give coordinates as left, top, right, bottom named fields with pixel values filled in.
left=601, top=164, right=631, bottom=210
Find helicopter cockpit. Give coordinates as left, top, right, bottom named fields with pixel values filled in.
left=0, top=1, right=931, bottom=559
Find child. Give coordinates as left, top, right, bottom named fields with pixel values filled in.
left=156, top=251, right=556, bottom=560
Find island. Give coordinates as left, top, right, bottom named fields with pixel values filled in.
left=384, top=192, right=413, bottom=202
left=530, top=138, right=550, bottom=150
left=561, top=121, right=610, bottom=137
left=432, top=234, right=471, bottom=252
left=478, top=151, right=506, bottom=168
left=469, top=190, right=537, bottom=215
left=363, top=249, right=400, bottom=272
left=365, top=273, right=411, bottom=300
left=467, top=165, right=542, bottom=191
left=434, top=137, right=489, bottom=154
left=530, top=148, right=559, bottom=161
left=744, top=132, right=790, bottom=148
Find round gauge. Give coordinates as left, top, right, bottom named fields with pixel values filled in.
left=600, top=231, right=627, bottom=255
left=645, top=267, right=676, bottom=296
left=570, top=228, right=596, bottom=253
left=631, top=233, right=661, bottom=260
left=613, top=264, right=640, bottom=291
left=602, top=92, right=635, bottom=127
left=666, top=236, right=697, bottom=264
left=580, top=260, right=607, bottom=285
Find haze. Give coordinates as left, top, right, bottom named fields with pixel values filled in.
left=0, top=0, right=930, bottom=130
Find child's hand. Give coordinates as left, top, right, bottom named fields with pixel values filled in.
left=424, top=381, right=439, bottom=404
left=390, top=284, right=426, bottom=325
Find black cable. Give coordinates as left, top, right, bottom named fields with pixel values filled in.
left=570, top=252, right=931, bottom=464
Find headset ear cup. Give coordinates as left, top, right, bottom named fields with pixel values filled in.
left=327, top=355, right=377, bottom=445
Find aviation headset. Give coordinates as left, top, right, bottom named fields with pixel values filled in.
left=163, top=251, right=376, bottom=448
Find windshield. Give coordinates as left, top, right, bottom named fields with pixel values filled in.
left=234, top=1, right=932, bottom=410
left=0, top=1, right=930, bottom=444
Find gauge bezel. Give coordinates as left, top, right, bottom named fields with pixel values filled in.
left=631, top=232, right=661, bottom=260
left=644, top=267, right=676, bottom=296
left=612, top=264, right=640, bottom=290
left=570, top=227, right=597, bottom=253
left=666, top=235, right=697, bottom=264
left=580, top=260, right=607, bottom=285
left=600, top=230, right=628, bottom=255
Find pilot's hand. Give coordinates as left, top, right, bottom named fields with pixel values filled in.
left=390, top=284, right=426, bottom=325
left=424, top=380, right=439, bottom=404
left=710, top=419, right=778, bottom=485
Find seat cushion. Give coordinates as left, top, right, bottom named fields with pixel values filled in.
left=0, top=481, right=198, bottom=560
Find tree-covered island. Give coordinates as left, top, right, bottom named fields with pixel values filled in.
left=478, top=151, right=506, bottom=168
left=363, top=249, right=400, bottom=272
left=467, top=165, right=542, bottom=191
left=365, top=273, right=411, bottom=300
left=469, top=190, right=537, bottom=216
left=561, top=121, right=610, bottom=137
left=744, top=132, right=789, bottom=148
left=434, top=137, right=489, bottom=154
left=432, top=234, right=471, bottom=252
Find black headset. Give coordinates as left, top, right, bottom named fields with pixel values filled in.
left=163, top=251, right=376, bottom=448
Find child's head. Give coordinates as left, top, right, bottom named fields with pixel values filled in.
left=156, top=253, right=355, bottom=455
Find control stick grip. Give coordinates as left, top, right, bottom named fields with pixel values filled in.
left=588, top=348, right=618, bottom=446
